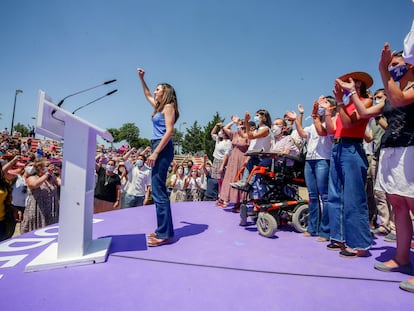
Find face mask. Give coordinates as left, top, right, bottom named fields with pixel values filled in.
left=318, top=107, right=325, bottom=116
left=25, top=165, right=36, bottom=175
left=272, top=126, right=282, bottom=136
left=374, top=99, right=381, bottom=105
left=206, top=166, right=211, bottom=172
left=44, top=167, right=49, bottom=173
left=106, top=165, right=114, bottom=172
left=118, top=167, right=125, bottom=173
left=285, top=120, right=292, bottom=128
left=184, top=168, right=189, bottom=175
left=135, top=160, right=144, bottom=167
left=389, top=64, right=408, bottom=81
left=218, top=131, right=223, bottom=138
left=177, top=168, right=183, bottom=174
left=253, top=115, right=260, bottom=123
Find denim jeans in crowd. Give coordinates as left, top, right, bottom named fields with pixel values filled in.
left=124, top=194, right=145, bottom=208
left=151, top=139, right=174, bottom=239
left=304, top=159, right=330, bottom=237
left=327, top=142, right=371, bottom=250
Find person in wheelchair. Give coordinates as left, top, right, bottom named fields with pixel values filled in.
left=237, top=117, right=300, bottom=200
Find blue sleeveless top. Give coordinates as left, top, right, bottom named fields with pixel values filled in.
left=152, top=112, right=167, bottom=140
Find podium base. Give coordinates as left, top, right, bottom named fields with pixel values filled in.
left=25, top=237, right=112, bottom=272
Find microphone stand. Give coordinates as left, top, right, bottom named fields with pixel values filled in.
left=57, top=79, right=116, bottom=107
left=72, top=89, right=118, bottom=114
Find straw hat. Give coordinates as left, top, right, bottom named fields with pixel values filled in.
left=337, top=71, right=373, bottom=89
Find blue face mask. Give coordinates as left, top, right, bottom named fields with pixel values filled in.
left=389, top=64, right=408, bottom=81
left=318, top=107, right=325, bottom=116
left=253, top=115, right=260, bottom=123
left=135, top=160, right=144, bottom=167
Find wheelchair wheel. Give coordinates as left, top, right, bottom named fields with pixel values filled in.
left=291, top=203, right=309, bottom=233
left=256, top=212, right=278, bottom=238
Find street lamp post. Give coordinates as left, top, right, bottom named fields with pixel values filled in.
left=11, top=89, right=23, bottom=136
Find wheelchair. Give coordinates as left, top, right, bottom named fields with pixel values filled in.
left=235, top=150, right=309, bottom=238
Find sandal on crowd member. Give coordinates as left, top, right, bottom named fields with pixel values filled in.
left=215, top=199, right=225, bottom=206
left=147, top=237, right=173, bottom=247
left=400, top=278, right=414, bottom=293
left=339, top=248, right=367, bottom=258
left=217, top=201, right=229, bottom=208
left=374, top=259, right=413, bottom=274
left=326, top=241, right=345, bottom=251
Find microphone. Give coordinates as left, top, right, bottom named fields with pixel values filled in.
left=57, top=79, right=117, bottom=107
left=72, top=89, right=118, bottom=114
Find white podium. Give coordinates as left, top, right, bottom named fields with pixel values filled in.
left=25, top=91, right=113, bottom=272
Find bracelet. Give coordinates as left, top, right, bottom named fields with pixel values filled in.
left=349, top=90, right=357, bottom=96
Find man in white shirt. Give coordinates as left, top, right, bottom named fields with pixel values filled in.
left=124, top=154, right=151, bottom=207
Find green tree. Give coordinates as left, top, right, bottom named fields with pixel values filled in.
left=181, top=121, right=204, bottom=155
left=13, top=123, right=29, bottom=137
left=203, top=112, right=225, bottom=160
left=107, top=128, right=121, bottom=143
left=130, top=137, right=151, bottom=149
left=117, top=123, right=140, bottom=145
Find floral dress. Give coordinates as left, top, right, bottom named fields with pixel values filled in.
left=219, top=131, right=250, bottom=203
left=21, top=180, right=59, bottom=234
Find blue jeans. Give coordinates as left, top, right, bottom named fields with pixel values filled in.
left=151, top=139, right=174, bottom=239
left=327, top=142, right=371, bottom=250
left=124, top=194, right=144, bottom=208
left=304, top=159, right=330, bottom=236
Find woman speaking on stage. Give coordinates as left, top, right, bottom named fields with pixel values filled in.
left=137, top=68, right=179, bottom=247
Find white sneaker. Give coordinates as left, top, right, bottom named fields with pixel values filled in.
left=230, top=180, right=248, bottom=190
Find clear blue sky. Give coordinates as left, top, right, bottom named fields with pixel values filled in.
left=1, top=0, right=413, bottom=143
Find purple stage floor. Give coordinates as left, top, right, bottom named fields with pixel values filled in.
left=0, top=201, right=413, bottom=310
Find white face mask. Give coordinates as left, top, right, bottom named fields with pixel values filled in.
left=177, top=168, right=183, bottom=175
left=106, top=165, right=115, bottom=172
left=272, top=126, right=282, bottom=136
left=25, top=165, right=36, bottom=176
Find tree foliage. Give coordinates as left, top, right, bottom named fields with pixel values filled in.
left=103, top=112, right=228, bottom=158
left=181, top=121, right=204, bottom=155
left=13, top=123, right=29, bottom=137
left=107, top=128, right=121, bottom=143
left=117, top=123, right=140, bottom=144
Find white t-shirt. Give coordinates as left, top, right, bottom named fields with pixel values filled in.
left=303, top=124, right=333, bottom=160
left=11, top=174, right=28, bottom=207
left=212, top=135, right=232, bottom=160
left=248, top=125, right=271, bottom=152
left=124, top=161, right=151, bottom=196
left=170, top=174, right=185, bottom=190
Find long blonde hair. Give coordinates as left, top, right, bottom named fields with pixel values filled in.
left=153, top=83, right=179, bottom=123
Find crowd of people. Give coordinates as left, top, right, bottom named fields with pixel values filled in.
left=0, top=35, right=413, bottom=292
